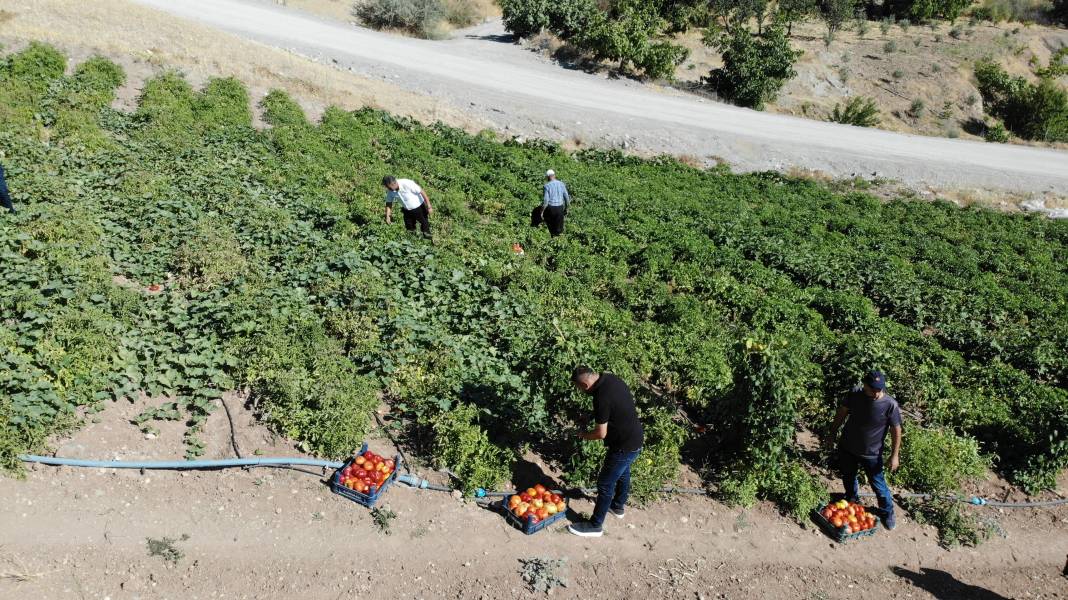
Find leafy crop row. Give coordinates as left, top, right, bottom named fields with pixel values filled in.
left=1, top=45, right=1065, bottom=522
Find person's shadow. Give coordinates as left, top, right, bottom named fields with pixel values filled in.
left=891, top=567, right=1011, bottom=600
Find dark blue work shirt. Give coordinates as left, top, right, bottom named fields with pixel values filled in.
left=839, top=386, right=902, bottom=459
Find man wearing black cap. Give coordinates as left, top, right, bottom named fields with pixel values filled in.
left=828, top=370, right=902, bottom=530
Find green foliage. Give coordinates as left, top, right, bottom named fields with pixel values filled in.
left=566, top=408, right=686, bottom=504
left=706, top=26, right=802, bottom=109
left=975, top=60, right=1068, bottom=142
left=886, top=0, right=971, bottom=20
left=818, top=0, right=857, bottom=38
left=241, top=316, right=379, bottom=459
left=904, top=498, right=1001, bottom=548
left=776, top=0, right=817, bottom=35
left=431, top=404, right=515, bottom=493
left=501, top=0, right=689, bottom=79
left=893, top=427, right=989, bottom=493
left=983, top=120, right=1010, bottom=142
left=3, top=42, right=65, bottom=86
left=1054, top=0, right=1068, bottom=23
left=1, top=45, right=1066, bottom=511
left=829, top=96, right=881, bottom=127
left=500, top=0, right=552, bottom=37
left=260, top=90, right=309, bottom=128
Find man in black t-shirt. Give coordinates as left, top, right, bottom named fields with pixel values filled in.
left=828, top=370, right=903, bottom=530
left=568, top=366, right=644, bottom=538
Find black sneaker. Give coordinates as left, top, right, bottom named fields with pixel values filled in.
left=568, top=522, right=603, bottom=537
left=883, top=513, right=897, bottom=531
left=609, top=507, right=625, bottom=519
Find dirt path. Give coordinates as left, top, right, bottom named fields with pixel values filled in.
left=130, top=0, right=1068, bottom=196
left=2, top=398, right=1066, bottom=599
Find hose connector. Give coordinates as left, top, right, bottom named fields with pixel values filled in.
left=969, top=496, right=987, bottom=505
left=474, top=488, right=487, bottom=498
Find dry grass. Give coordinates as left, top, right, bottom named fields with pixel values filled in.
left=0, top=551, right=52, bottom=584
left=0, top=0, right=484, bottom=130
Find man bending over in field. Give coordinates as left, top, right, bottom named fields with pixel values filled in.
left=382, top=175, right=433, bottom=239
left=568, top=366, right=644, bottom=538
left=828, top=370, right=902, bottom=530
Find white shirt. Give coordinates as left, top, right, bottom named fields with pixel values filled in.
left=385, top=178, right=424, bottom=210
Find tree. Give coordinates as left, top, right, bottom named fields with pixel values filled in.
left=885, top=0, right=970, bottom=20
left=1054, top=0, right=1068, bottom=24
left=975, top=60, right=1068, bottom=142
left=819, top=0, right=856, bottom=40
left=581, top=0, right=689, bottom=78
left=499, top=0, right=552, bottom=39
left=776, top=0, right=818, bottom=36
left=707, top=26, right=802, bottom=109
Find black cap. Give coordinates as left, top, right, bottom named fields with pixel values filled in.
left=863, top=370, right=886, bottom=390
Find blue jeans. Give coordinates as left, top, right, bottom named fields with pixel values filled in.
left=840, top=449, right=894, bottom=519
left=591, top=449, right=641, bottom=527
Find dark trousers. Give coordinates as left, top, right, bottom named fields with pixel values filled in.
left=591, top=448, right=641, bottom=527
left=840, top=449, right=894, bottom=519
left=402, top=203, right=430, bottom=237
left=543, top=205, right=565, bottom=237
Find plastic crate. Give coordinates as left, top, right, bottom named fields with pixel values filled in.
left=329, top=442, right=401, bottom=508
left=811, top=506, right=881, bottom=543
left=500, top=496, right=569, bottom=535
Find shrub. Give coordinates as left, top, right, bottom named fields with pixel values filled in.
left=240, top=316, right=379, bottom=459
left=706, top=26, right=801, bottom=109
left=883, top=39, right=898, bottom=53
left=354, top=0, right=447, bottom=38
left=444, top=0, right=479, bottom=26
left=892, top=69, right=904, bottom=79
left=829, top=96, right=881, bottom=126
left=908, top=98, right=926, bottom=117
left=887, top=0, right=971, bottom=20
left=904, top=498, right=1001, bottom=548
left=260, top=89, right=308, bottom=128
left=500, top=0, right=551, bottom=38
left=431, top=404, right=515, bottom=493
left=975, top=60, right=1068, bottom=142
left=979, top=119, right=1007, bottom=142
left=3, top=41, right=65, bottom=87
left=893, top=427, right=989, bottom=494
left=1054, top=0, right=1068, bottom=23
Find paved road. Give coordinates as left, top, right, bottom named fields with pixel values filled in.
left=135, top=0, right=1068, bottom=194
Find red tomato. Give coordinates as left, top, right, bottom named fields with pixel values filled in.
left=508, top=495, right=521, bottom=508
left=831, top=517, right=844, bottom=528
left=519, top=493, right=532, bottom=503
left=534, top=484, right=547, bottom=495
left=550, top=494, right=561, bottom=504
left=354, top=456, right=366, bottom=466
left=525, top=488, right=538, bottom=498
left=384, top=459, right=395, bottom=470
left=536, top=508, right=548, bottom=520
left=821, top=508, right=834, bottom=520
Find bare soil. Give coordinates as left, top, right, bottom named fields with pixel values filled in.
left=2, top=395, right=1067, bottom=600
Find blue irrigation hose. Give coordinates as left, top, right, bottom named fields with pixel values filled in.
left=20, top=456, right=1068, bottom=508
left=19, top=455, right=344, bottom=470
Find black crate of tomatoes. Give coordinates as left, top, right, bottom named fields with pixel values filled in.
left=813, top=499, right=880, bottom=543
left=330, top=443, right=399, bottom=508
left=503, top=484, right=568, bottom=534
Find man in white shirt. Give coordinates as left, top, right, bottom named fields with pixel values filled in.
left=382, top=175, right=433, bottom=238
